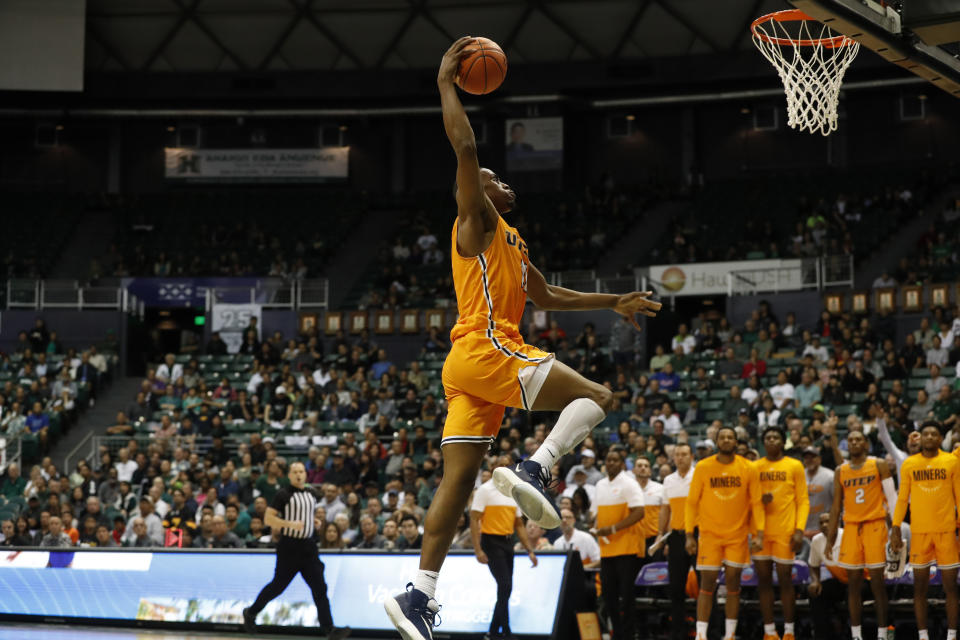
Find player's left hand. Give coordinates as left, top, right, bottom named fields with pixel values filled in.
left=791, top=529, right=804, bottom=553
left=614, top=291, right=662, bottom=331
left=528, top=551, right=538, bottom=567
left=751, top=532, right=764, bottom=553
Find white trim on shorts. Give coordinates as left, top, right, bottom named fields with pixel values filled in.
left=440, top=435, right=496, bottom=448
left=517, top=356, right=555, bottom=411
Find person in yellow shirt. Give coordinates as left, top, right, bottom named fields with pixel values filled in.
left=753, top=427, right=809, bottom=640
left=826, top=430, right=897, bottom=640
left=891, top=421, right=960, bottom=640
left=655, top=442, right=695, bottom=640
left=685, top=425, right=764, bottom=640
left=470, top=456, right=538, bottom=640
left=591, top=449, right=645, bottom=640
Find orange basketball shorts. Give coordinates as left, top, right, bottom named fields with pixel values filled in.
left=910, top=531, right=960, bottom=570
left=752, top=534, right=795, bottom=565
left=441, top=330, right=552, bottom=447
left=838, top=519, right=887, bottom=570
left=696, top=533, right=750, bottom=571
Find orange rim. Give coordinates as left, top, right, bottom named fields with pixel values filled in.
left=751, top=9, right=855, bottom=49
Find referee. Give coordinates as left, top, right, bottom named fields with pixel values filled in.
left=242, top=461, right=350, bottom=639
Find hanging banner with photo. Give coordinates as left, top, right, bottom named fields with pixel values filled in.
left=164, top=147, right=349, bottom=183
left=211, top=303, right=262, bottom=353
left=505, top=117, right=563, bottom=172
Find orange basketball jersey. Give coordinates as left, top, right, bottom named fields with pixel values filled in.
left=894, top=451, right=960, bottom=534
left=450, top=214, right=530, bottom=343
left=838, top=457, right=886, bottom=523
left=754, top=456, right=809, bottom=537
left=685, top=454, right=764, bottom=541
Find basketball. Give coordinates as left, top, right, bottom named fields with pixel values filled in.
left=456, top=37, right=507, bottom=95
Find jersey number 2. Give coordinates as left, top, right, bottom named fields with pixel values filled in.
left=854, top=488, right=865, bottom=504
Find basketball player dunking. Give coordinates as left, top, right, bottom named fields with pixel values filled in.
left=384, top=37, right=662, bottom=640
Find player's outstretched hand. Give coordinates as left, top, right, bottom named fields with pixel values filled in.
left=438, top=36, right=475, bottom=86
left=614, top=291, right=662, bottom=331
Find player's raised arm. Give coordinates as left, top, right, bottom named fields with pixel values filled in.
left=438, top=37, right=492, bottom=257
left=525, top=261, right=662, bottom=327
left=824, top=471, right=843, bottom=558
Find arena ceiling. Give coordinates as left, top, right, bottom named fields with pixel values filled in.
left=84, top=0, right=797, bottom=73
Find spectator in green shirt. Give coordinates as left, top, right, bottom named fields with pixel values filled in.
left=0, top=463, right=26, bottom=498
left=648, top=345, right=671, bottom=372
left=254, top=460, right=288, bottom=504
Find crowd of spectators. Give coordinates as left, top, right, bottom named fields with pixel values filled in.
left=352, top=180, right=649, bottom=310
left=657, top=178, right=924, bottom=265
left=0, top=319, right=113, bottom=456
left=872, top=198, right=960, bottom=288
left=3, top=297, right=960, bottom=576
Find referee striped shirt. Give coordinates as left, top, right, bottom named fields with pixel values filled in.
left=271, top=486, right=319, bottom=540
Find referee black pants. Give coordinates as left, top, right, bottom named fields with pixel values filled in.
left=250, top=539, right=334, bottom=629
left=667, top=530, right=693, bottom=640
left=481, top=533, right=515, bottom=637
left=600, top=553, right=640, bottom=640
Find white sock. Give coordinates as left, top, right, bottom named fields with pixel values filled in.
left=918, top=630, right=928, bottom=640
left=529, top=398, right=605, bottom=469
left=696, top=621, right=708, bottom=638
left=413, top=570, right=439, bottom=599
left=946, top=629, right=955, bottom=640
left=877, top=628, right=887, bottom=639
left=764, top=623, right=776, bottom=636
left=784, top=622, right=794, bottom=636
left=725, top=618, right=738, bottom=638
left=851, top=625, right=861, bottom=639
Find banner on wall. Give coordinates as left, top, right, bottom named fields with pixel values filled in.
left=0, top=550, right=568, bottom=634
left=211, top=303, right=262, bottom=353
left=646, top=259, right=806, bottom=296
left=505, top=117, right=563, bottom=172
left=122, top=278, right=281, bottom=308
left=164, top=147, right=349, bottom=183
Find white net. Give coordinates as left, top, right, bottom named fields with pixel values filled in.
left=752, top=13, right=860, bottom=136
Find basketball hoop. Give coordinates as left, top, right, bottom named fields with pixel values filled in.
left=751, top=10, right=860, bottom=136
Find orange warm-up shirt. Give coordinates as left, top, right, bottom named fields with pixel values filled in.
left=450, top=215, right=530, bottom=344
left=592, top=471, right=646, bottom=558
left=837, top=457, right=887, bottom=523
left=893, top=451, right=960, bottom=533
left=471, top=479, right=521, bottom=535
left=754, top=456, right=810, bottom=537
left=685, top=454, right=764, bottom=540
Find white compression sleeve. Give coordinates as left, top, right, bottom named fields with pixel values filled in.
left=882, top=477, right=898, bottom=516
left=529, top=398, right=605, bottom=470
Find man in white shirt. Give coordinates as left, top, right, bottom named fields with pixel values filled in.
left=807, top=513, right=846, bottom=640
left=553, top=507, right=600, bottom=568
left=802, top=338, right=830, bottom=365
left=591, top=450, right=645, bottom=640
left=114, top=447, right=139, bottom=484
left=769, top=371, right=796, bottom=411
left=656, top=443, right=696, bottom=640
left=156, top=353, right=183, bottom=385
left=671, top=324, right=697, bottom=355
left=633, top=458, right=665, bottom=560
left=653, top=403, right=684, bottom=437
left=561, top=468, right=597, bottom=504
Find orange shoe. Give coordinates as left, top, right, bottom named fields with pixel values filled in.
left=762, top=634, right=781, bottom=640
left=783, top=634, right=795, bottom=640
